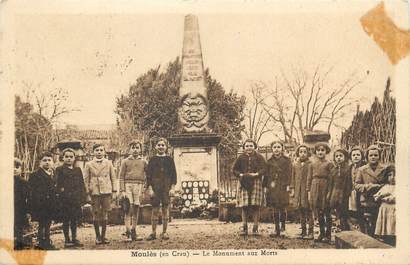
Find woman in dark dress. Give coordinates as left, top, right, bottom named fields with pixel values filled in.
left=28, top=152, right=58, bottom=250
left=55, top=148, right=87, bottom=248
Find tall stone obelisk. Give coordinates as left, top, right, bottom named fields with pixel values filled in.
left=170, top=15, right=221, bottom=207
left=178, top=14, right=209, bottom=132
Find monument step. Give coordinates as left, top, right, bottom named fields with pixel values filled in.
left=335, top=230, right=393, bottom=249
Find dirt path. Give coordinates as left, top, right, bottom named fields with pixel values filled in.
left=48, top=220, right=333, bottom=250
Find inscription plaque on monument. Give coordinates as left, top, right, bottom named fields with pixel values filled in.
left=174, top=147, right=218, bottom=194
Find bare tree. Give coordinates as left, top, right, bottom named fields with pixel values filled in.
left=242, top=81, right=276, bottom=145
left=16, top=82, right=78, bottom=171
left=261, top=64, right=365, bottom=143
left=262, top=77, right=300, bottom=143
left=22, top=81, right=78, bottom=125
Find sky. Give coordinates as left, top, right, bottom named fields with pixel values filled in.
left=7, top=0, right=406, bottom=144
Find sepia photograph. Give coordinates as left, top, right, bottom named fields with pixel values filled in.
left=0, top=0, right=409, bottom=264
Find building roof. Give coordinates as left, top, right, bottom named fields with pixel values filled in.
left=56, top=129, right=111, bottom=141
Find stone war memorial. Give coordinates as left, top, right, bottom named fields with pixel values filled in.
left=169, top=15, right=221, bottom=207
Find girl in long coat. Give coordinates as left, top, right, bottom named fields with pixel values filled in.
left=354, top=145, right=386, bottom=237
left=233, top=139, right=266, bottom=236
left=307, top=142, right=333, bottom=243
left=348, top=146, right=366, bottom=232
left=55, top=148, right=87, bottom=248
left=28, top=152, right=58, bottom=250
left=264, top=141, right=291, bottom=237
left=290, top=144, right=314, bottom=239
left=327, top=147, right=352, bottom=233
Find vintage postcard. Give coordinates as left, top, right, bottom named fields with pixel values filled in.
left=0, top=0, right=409, bottom=264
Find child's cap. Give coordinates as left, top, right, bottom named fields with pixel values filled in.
left=333, top=146, right=349, bottom=161
left=62, top=148, right=76, bottom=156
left=92, top=143, right=105, bottom=151
left=314, top=142, right=331, bottom=154
left=295, top=144, right=310, bottom=157
left=14, top=158, right=22, bottom=168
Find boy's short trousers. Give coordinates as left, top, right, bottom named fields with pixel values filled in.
left=91, top=194, right=112, bottom=217
left=125, top=182, right=144, bottom=205
left=151, top=189, right=170, bottom=207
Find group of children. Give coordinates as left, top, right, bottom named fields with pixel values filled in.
left=233, top=139, right=396, bottom=245
left=13, top=137, right=177, bottom=250
left=13, top=137, right=396, bottom=249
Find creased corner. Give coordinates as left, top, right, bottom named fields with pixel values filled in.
left=360, top=1, right=410, bottom=65
left=0, top=239, right=47, bottom=265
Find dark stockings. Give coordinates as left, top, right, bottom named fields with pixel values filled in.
left=273, top=208, right=286, bottom=234
left=300, top=208, right=314, bottom=234
left=363, top=212, right=378, bottom=237
left=101, top=220, right=107, bottom=240
left=336, top=206, right=350, bottom=231
left=38, top=219, right=52, bottom=245
left=241, top=206, right=249, bottom=231
left=318, top=208, right=332, bottom=238
left=14, top=224, right=24, bottom=249
left=242, top=206, right=261, bottom=231
left=63, top=218, right=78, bottom=242
left=93, top=209, right=108, bottom=241
left=93, top=221, right=101, bottom=239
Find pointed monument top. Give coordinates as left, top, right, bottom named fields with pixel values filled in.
left=178, top=14, right=209, bottom=133
left=184, top=14, right=199, bottom=31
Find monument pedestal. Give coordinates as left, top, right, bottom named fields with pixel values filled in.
left=169, top=133, right=221, bottom=196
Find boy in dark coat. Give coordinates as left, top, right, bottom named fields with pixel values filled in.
left=290, top=145, right=314, bottom=239
left=55, top=148, right=87, bottom=248
left=327, top=147, right=352, bottom=234
left=14, top=158, right=30, bottom=250
left=264, top=141, right=291, bottom=237
left=28, top=152, right=58, bottom=250
left=145, top=138, right=177, bottom=241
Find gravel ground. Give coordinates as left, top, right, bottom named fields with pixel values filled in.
left=47, top=220, right=334, bottom=250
